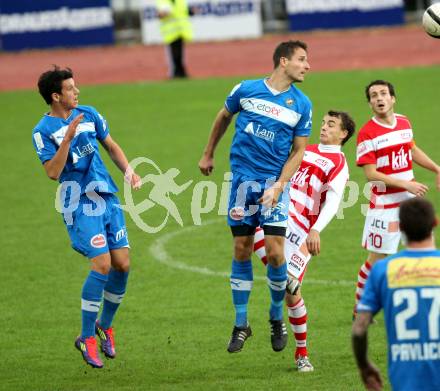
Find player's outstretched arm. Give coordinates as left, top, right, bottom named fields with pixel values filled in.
left=100, top=135, right=141, bottom=189
left=352, top=312, right=383, bottom=391
left=363, top=164, right=428, bottom=197
left=258, top=136, right=308, bottom=207
left=43, top=113, right=84, bottom=180
left=198, top=107, right=233, bottom=176
left=412, top=145, right=440, bottom=190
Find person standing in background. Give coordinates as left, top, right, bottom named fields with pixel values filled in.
left=156, top=0, right=193, bottom=79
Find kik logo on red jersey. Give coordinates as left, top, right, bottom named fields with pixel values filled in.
left=391, top=147, right=409, bottom=170
left=292, top=166, right=310, bottom=187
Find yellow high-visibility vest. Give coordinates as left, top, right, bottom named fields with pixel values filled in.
left=157, top=0, right=193, bottom=44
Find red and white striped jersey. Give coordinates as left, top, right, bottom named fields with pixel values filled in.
left=289, top=144, right=348, bottom=233
left=356, top=114, right=414, bottom=209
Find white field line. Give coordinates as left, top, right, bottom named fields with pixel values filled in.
left=149, top=219, right=355, bottom=287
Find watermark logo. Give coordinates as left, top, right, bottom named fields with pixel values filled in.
left=54, top=156, right=393, bottom=234
left=121, top=157, right=193, bottom=233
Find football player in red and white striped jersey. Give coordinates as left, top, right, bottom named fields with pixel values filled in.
left=254, top=110, right=356, bottom=371
left=354, top=80, right=440, bottom=315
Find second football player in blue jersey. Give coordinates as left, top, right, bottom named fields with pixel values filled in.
left=199, top=41, right=312, bottom=353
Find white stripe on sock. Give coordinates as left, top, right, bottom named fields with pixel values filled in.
left=288, top=306, right=306, bottom=318
left=81, top=299, right=101, bottom=312
left=230, top=279, right=253, bottom=291
left=292, top=323, right=307, bottom=333
left=267, top=278, right=287, bottom=291
left=104, top=290, right=125, bottom=304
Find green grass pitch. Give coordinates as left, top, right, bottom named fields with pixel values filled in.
left=1, top=66, right=439, bottom=391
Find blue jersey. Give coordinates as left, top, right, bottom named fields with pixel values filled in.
left=225, top=79, right=312, bottom=179
left=358, top=249, right=440, bottom=391
left=32, top=105, right=118, bottom=195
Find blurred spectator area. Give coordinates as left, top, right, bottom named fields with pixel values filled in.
left=111, top=0, right=142, bottom=42
left=110, top=0, right=438, bottom=43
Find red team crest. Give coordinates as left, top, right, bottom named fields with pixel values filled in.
left=229, top=206, right=245, bottom=221
left=90, top=234, right=107, bottom=248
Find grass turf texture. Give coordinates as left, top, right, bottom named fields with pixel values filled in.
left=1, top=66, right=439, bottom=391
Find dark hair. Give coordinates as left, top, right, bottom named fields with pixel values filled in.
left=38, top=65, right=73, bottom=105
left=365, top=80, right=396, bottom=102
left=327, top=110, right=356, bottom=146
left=399, top=198, right=437, bottom=242
left=273, top=40, right=307, bottom=69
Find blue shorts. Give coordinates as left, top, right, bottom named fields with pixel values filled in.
left=227, top=172, right=289, bottom=228
left=64, top=193, right=129, bottom=259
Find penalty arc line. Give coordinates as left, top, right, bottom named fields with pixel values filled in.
left=149, top=218, right=355, bottom=286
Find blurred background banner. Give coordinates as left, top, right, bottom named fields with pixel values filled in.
left=0, top=0, right=114, bottom=51
left=286, top=0, right=405, bottom=31
left=140, top=0, right=262, bottom=44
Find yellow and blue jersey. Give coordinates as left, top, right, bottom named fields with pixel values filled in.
left=225, top=79, right=312, bottom=180
left=358, top=249, right=440, bottom=391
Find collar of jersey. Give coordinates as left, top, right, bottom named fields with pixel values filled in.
left=318, top=144, right=341, bottom=153
left=263, top=78, right=290, bottom=95
left=404, top=247, right=437, bottom=252
left=372, top=114, right=397, bottom=129
left=44, top=110, right=75, bottom=121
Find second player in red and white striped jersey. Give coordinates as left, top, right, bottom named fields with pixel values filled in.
left=353, top=80, right=440, bottom=318
left=290, top=143, right=348, bottom=233
left=356, top=113, right=414, bottom=209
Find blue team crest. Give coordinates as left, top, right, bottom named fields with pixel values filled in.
left=286, top=98, right=294, bottom=106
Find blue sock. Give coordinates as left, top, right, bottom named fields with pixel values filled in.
left=230, top=259, right=253, bottom=327
left=99, top=268, right=129, bottom=329
left=267, top=263, right=287, bottom=321
left=81, top=270, right=108, bottom=338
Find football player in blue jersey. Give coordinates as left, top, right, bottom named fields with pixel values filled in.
left=32, top=66, right=141, bottom=368
left=352, top=197, right=440, bottom=391
left=199, top=40, right=312, bottom=353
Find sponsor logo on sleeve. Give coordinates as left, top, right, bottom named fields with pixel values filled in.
left=33, top=132, right=44, bottom=151
left=401, top=131, right=412, bottom=140
left=357, top=142, right=367, bottom=156
left=98, top=113, right=107, bottom=131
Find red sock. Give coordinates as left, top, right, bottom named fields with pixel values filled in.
left=288, top=298, right=308, bottom=358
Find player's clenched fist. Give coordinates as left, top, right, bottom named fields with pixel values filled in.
left=198, top=155, right=214, bottom=176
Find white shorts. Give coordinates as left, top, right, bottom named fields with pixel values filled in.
left=285, top=219, right=311, bottom=281
left=362, top=207, right=400, bottom=255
